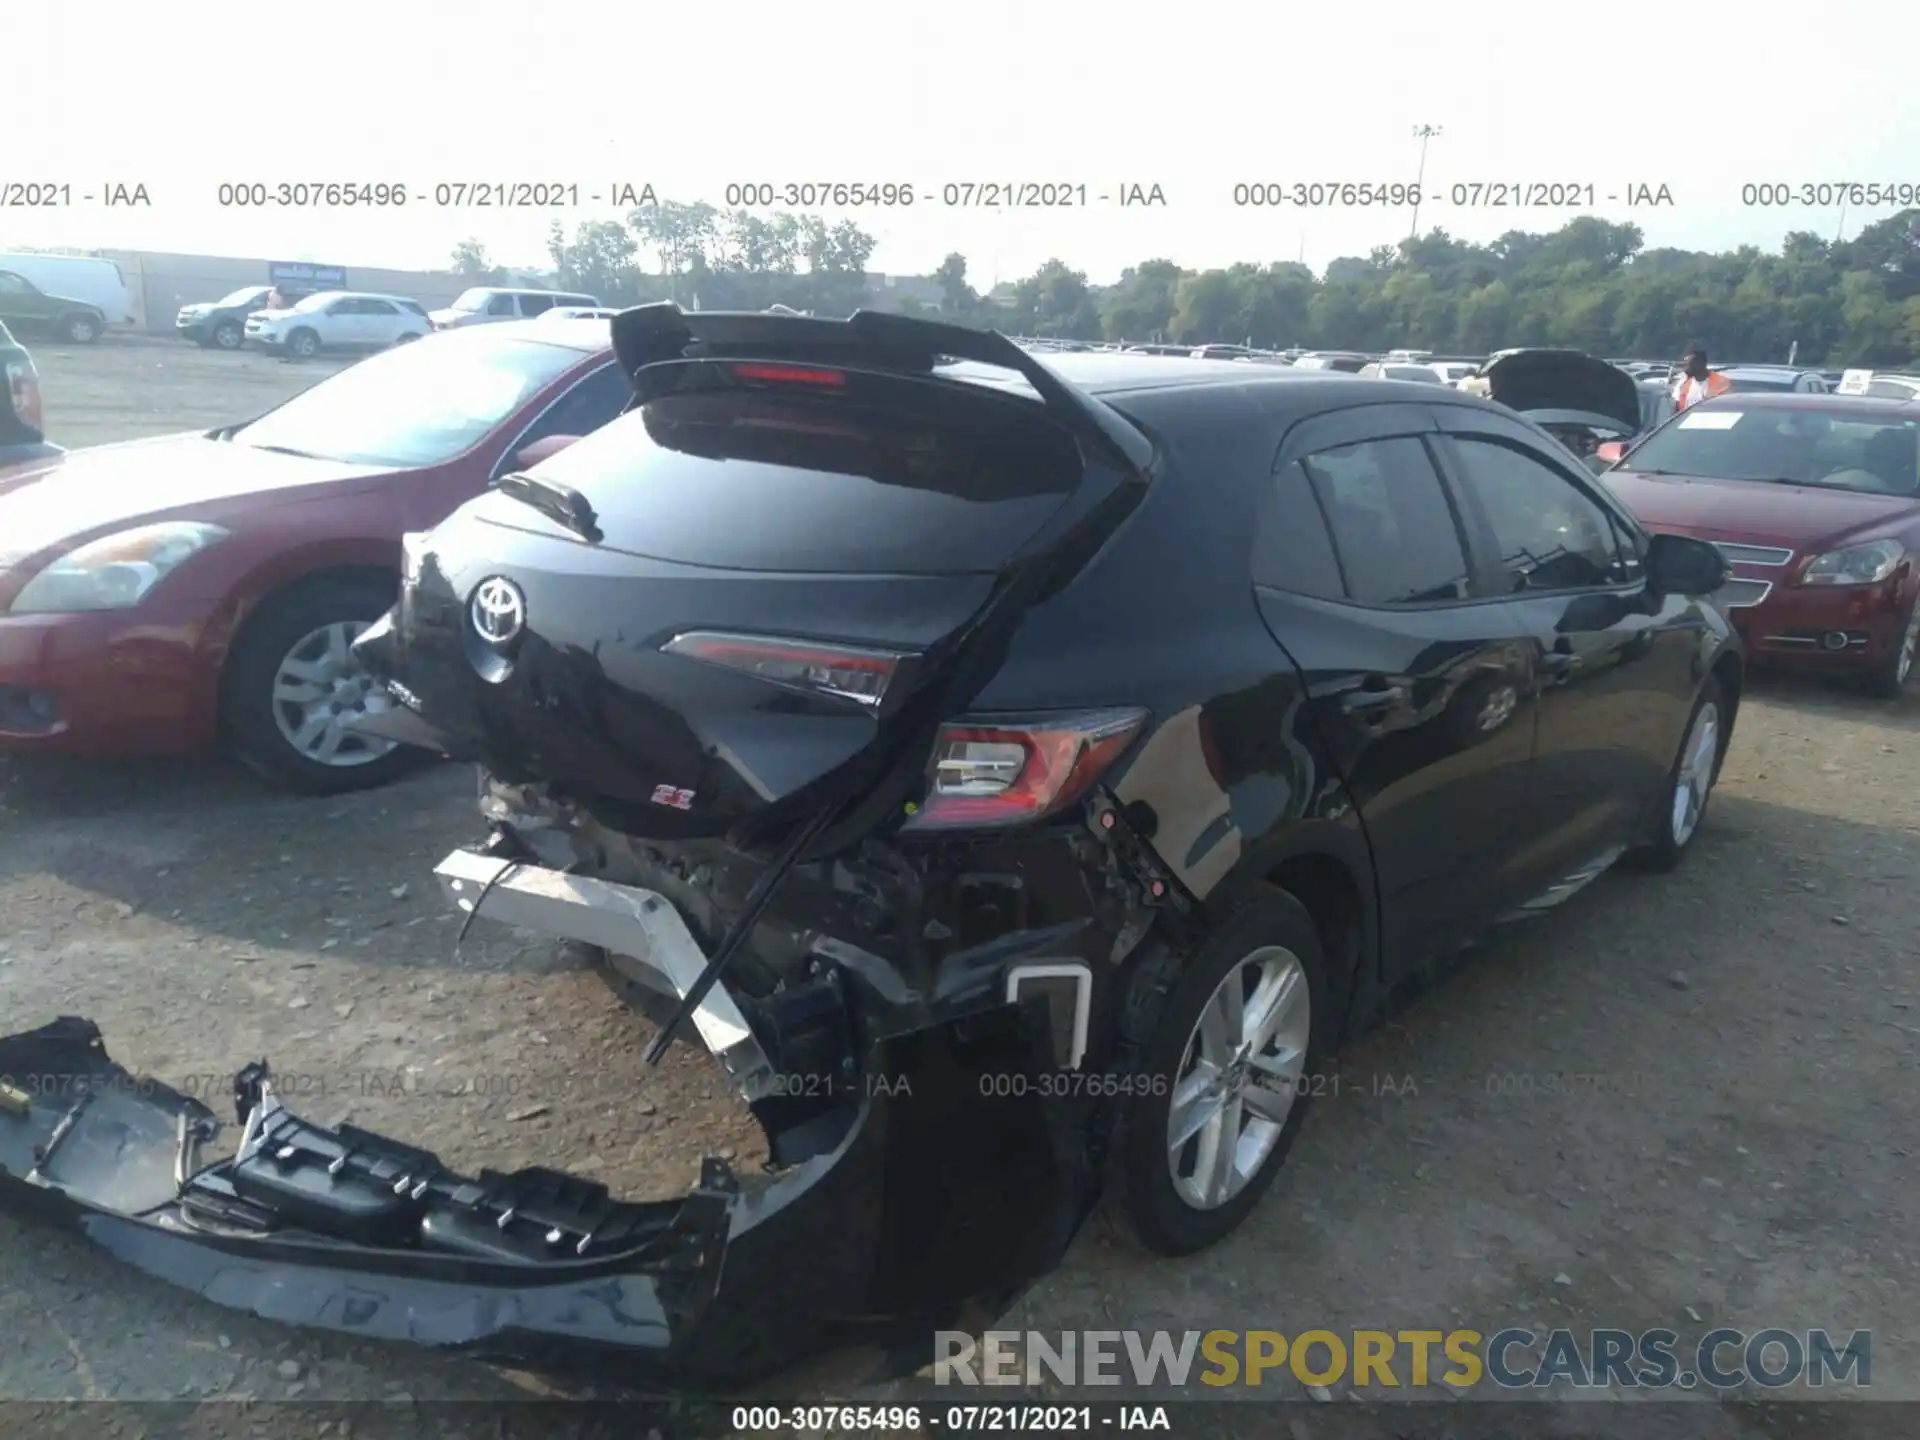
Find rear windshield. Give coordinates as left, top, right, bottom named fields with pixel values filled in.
left=523, top=380, right=1084, bottom=572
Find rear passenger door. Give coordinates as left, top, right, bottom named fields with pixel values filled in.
left=1430, top=410, right=1700, bottom=889
left=356, top=298, right=405, bottom=346
left=1252, top=406, right=1541, bottom=980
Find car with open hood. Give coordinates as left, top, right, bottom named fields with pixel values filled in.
left=1595, top=392, right=1920, bottom=695
left=1459, top=348, right=1647, bottom=468
left=0, top=320, right=632, bottom=786
left=0, top=304, right=1745, bottom=1390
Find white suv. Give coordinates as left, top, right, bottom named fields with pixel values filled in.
left=429, top=288, right=601, bottom=331
left=244, top=291, right=431, bottom=359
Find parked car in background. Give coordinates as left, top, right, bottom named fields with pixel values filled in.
left=1713, top=365, right=1828, bottom=394
left=0, top=322, right=64, bottom=474
left=1125, top=343, right=1192, bottom=356
left=429, top=288, right=601, bottom=330
left=0, top=267, right=112, bottom=344
left=175, top=285, right=275, bottom=350
left=1291, top=351, right=1371, bottom=372
left=1358, top=361, right=1447, bottom=384
left=1190, top=344, right=1254, bottom=360
left=0, top=320, right=633, bottom=789
left=1858, top=374, right=1920, bottom=401
left=1597, top=392, right=1920, bottom=695
left=539, top=306, right=621, bottom=321
left=0, top=253, right=133, bottom=331
left=1428, top=359, right=1481, bottom=386
left=244, top=292, right=431, bottom=359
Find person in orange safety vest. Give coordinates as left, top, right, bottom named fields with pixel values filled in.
left=1672, top=347, right=1732, bottom=410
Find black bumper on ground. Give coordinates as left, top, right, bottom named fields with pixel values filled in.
left=0, top=1009, right=1091, bottom=1390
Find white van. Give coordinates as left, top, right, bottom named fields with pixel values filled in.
left=0, top=253, right=134, bottom=326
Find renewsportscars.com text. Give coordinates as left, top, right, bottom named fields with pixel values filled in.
left=934, top=1327, right=1870, bottom=1391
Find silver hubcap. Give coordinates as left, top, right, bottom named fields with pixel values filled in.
left=270, top=621, right=398, bottom=767
left=1670, top=701, right=1720, bottom=846
left=1167, top=945, right=1312, bottom=1211
left=1896, top=608, right=1919, bottom=687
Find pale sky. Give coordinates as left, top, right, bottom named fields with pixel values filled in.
left=15, top=1, right=1919, bottom=282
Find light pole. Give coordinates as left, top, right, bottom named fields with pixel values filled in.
left=1408, top=124, right=1444, bottom=244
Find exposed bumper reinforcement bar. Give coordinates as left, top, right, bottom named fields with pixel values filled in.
left=434, top=847, right=775, bottom=1102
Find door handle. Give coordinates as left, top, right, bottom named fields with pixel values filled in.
left=1341, top=683, right=1409, bottom=712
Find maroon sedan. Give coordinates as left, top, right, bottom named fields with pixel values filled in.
left=0, top=320, right=627, bottom=791
left=1596, top=392, right=1920, bottom=696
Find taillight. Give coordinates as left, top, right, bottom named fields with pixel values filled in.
left=730, top=362, right=846, bottom=389
left=904, top=709, right=1147, bottom=831
left=6, top=361, right=41, bottom=433
left=662, top=631, right=907, bottom=708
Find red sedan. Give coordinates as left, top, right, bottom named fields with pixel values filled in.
left=0, top=320, right=627, bottom=791
left=1597, top=391, right=1920, bottom=696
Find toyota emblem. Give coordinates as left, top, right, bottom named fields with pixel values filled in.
left=470, top=577, right=526, bottom=644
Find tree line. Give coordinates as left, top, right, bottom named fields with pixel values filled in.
left=452, top=204, right=1920, bottom=367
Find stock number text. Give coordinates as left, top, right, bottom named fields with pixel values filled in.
left=1741, top=182, right=1919, bottom=208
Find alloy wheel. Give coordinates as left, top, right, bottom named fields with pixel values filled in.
left=1166, top=944, right=1312, bottom=1211
left=268, top=620, right=399, bottom=768
left=1669, top=701, right=1720, bottom=846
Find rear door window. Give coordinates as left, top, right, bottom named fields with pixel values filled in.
left=1296, top=437, right=1472, bottom=604
left=486, top=294, right=518, bottom=316
left=517, top=379, right=1087, bottom=573
left=519, top=294, right=556, bottom=316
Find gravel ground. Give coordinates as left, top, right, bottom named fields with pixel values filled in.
left=0, top=339, right=1915, bottom=1434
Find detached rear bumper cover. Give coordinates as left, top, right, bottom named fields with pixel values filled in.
left=0, top=1008, right=1084, bottom=1388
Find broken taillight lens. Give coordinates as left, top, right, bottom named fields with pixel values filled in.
left=661, top=631, right=908, bottom=708
left=904, top=709, right=1148, bottom=830
left=6, top=361, right=41, bottom=434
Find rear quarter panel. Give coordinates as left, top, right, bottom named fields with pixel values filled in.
left=967, top=382, right=1378, bottom=924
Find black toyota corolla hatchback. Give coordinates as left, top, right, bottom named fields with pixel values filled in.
left=0, top=306, right=1742, bottom=1389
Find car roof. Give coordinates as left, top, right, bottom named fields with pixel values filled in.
left=300, top=290, right=418, bottom=304
left=1686, top=391, right=1920, bottom=416
left=1715, top=364, right=1814, bottom=377
left=473, top=317, right=616, bottom=354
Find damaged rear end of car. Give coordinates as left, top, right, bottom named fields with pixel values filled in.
left=0, top=305, right=1184, bottom=1388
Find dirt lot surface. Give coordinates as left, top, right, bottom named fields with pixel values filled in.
left=1, top=338, right=1915, bottom=1434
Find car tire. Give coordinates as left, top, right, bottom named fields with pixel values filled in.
left=212, top=320, right=244, bottom=351
left=1109, top=883, right=1336, bottom=1257
left=1624, top=675, right=1726, bottom=874
left=286, top=327, right=320, bottom=360
left=57, top=312, right=101, bottom=344
left=1863, top=601, right=1919, bottom=699
left=222, top=574, right=428, bottom=796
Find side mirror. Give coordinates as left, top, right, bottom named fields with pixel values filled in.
left=1645, top=533, right=1728, bottom=598
left=1594, top=440, right=1629, bottom=465
left=514, top=434, right=582, bottom=468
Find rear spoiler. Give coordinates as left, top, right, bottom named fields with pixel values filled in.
left=608, top=302, right=1152, bottom=473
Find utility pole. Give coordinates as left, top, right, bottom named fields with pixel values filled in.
left=1408, top=124, right=1444, bottom=244
left=1835, top=197, right=1848, bottom=244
